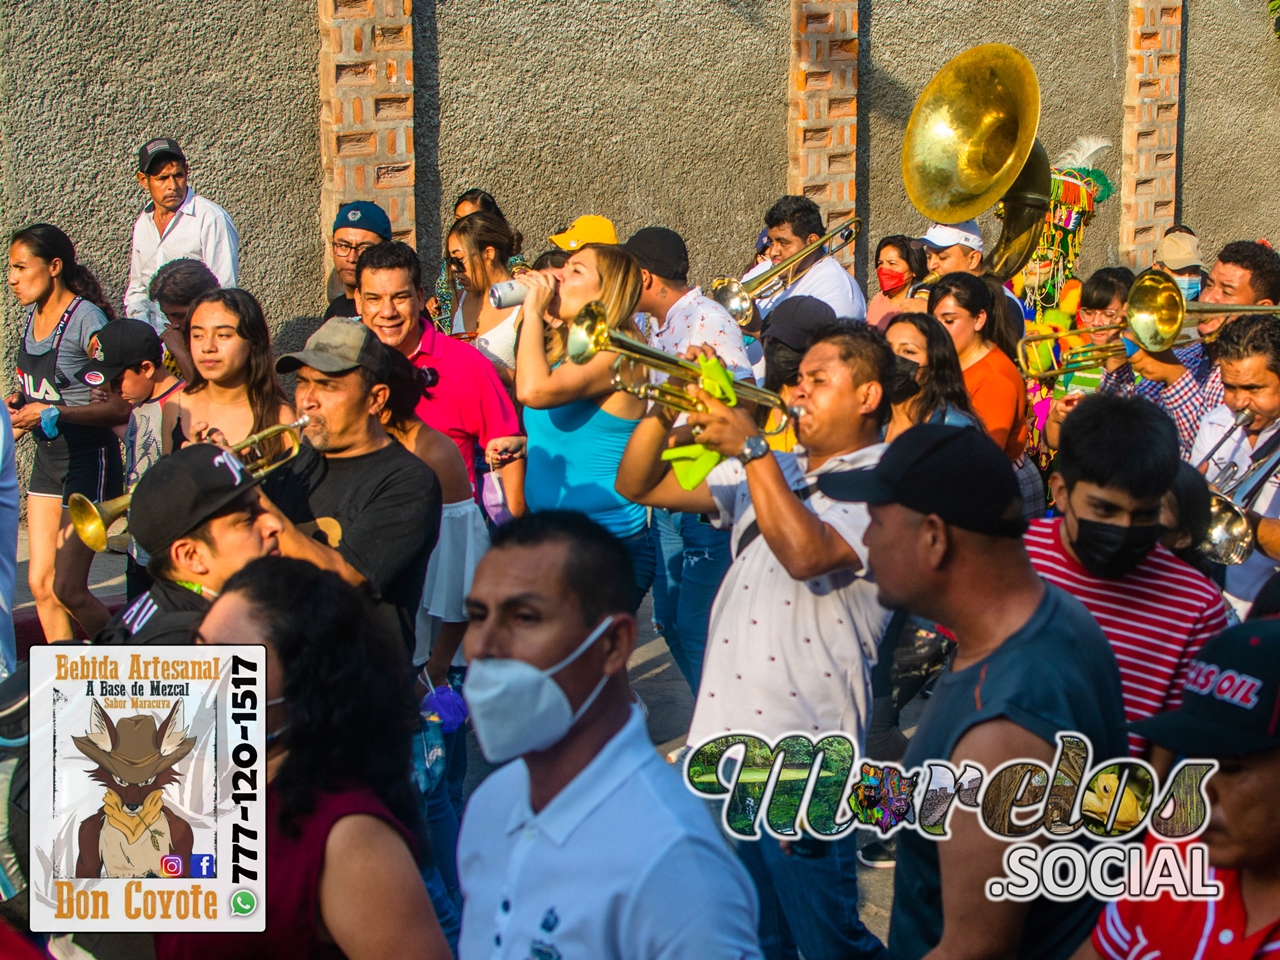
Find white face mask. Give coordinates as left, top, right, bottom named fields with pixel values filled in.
left=464, top=614, right=616, bottom=764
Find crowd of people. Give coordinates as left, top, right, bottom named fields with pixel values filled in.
left=1, top=135, right=1278, bottom=960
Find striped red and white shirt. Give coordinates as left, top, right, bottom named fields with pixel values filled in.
left=1092, top=837, right=1280, bottom=960
left=1025, top=517, right=1229, bottom=755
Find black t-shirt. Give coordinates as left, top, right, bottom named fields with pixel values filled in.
left=270, top=441, right=441, bottom=651
left=890, top=583, right=1129, bottom=960
left=95, top=579, right=211, bottom=646
left=323, top=295, right=358, bottom=321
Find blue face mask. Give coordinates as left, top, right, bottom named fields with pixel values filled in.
left=1175, top=275, right=1201, bottom=301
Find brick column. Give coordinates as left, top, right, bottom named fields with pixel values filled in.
left=788, top=0, right=858, bottom=261
left=1119, top=0, right=1181, bottom=269
left=318, top=0, right=416, bottom=282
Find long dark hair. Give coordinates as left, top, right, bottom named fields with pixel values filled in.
left=10, top=224, right=115, bottom=320
left=382, top=347, right=429, bottom=433
left=220, top=557, right=425, bottom=857
left=886, top=313, right=979, bottom=425
left=927, top=272, right=1019, bottom=361
left=184, top=288, right=288, bottom=457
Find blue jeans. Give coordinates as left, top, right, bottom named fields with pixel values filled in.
left=735, top=833, right=887, bottom=960
left=420, top=780, right=461, bottom=954
left=444, top=665, right=469, bottom=820
left=617, top=523, right=656, bottom=614
left=650, top=509, right=732, bottom=694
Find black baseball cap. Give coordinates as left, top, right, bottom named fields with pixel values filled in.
left=817, top=424, right=1028, bottom=537
left=1131, top=622, right=1280, bottom=757
left=275, top=318, right=391, bottom=384
left=137, top=138, right=186, bottom=174
left=623, top=227, right=689, bottom=283
left=76, top=320, right=162, bottom=387
left=760, top=296, right=838, bottom=351
left=129, top=445, right=261, bottom=557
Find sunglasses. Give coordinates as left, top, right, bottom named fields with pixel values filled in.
left=446, top=255, right=467, bottom=272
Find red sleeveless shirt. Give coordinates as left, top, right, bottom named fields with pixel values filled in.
left=154, top=781, right=416, bottom=960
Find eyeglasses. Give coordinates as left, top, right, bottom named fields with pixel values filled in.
left=1078, top=308, right=1123, bottom=324
left=332, top=240, right=378, bottom=258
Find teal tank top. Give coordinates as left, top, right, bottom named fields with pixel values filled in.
left=523, top=398, right=646, bottom=538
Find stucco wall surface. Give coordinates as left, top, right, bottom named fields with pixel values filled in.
left=419, top=0, right=791, bottom=285
left=0, top=0, right=324, bottom=386
left=858, top=0, right=1129, bottom=285
left=1179, top=2, right=1280, bottom=259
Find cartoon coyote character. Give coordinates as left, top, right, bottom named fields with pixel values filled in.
left=72, top=699, right=196, bottom=878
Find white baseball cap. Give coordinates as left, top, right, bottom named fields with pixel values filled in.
left=914, top=220, right=984, bottom=254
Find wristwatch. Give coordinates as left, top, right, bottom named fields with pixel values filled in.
left=737, top=434, right=770, bottom=465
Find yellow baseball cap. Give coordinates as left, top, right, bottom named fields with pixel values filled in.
left=549, top=215, right=618, bottom=251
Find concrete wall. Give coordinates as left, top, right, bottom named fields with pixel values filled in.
left=1180, top=1, right=1280, bottom=259
left=0, top=0, right=325, bottom=386
left=418, top=0, right=792, bottom=286
left=857, top=0, right=1130, bottom=285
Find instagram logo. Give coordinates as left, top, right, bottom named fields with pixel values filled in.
left=159, top=855, right=183, bottom=878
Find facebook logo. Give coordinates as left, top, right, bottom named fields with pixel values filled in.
left=190, top=854, right=215, bottom=878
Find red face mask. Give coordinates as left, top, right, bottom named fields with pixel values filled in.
left=877, top=266, right=910, bottom=295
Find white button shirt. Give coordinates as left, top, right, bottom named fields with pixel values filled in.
left=1191, top=404, right=1280, bottom=617
left=688, top=445, right=890, bottom=747
left=648, top=288, right=753, bottom=383
left=458, top=706, right=761, bottom=960
left=125, top=188, right=239, bottom=330
left=748, top=255, right=867, bottom=322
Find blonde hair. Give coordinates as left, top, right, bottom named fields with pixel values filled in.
left=544, top=243, right=643, bottom=365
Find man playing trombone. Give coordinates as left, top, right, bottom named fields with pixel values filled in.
left=615, top=325, right=891, bottom=960
left=1101, top=240, right=1280, bottom=454
left=1190, top=313, right=1280, bottom=617
left=745, top=196, right=866, bottom=324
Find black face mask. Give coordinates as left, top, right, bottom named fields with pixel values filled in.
left=891, top=355, right=921, bottom=405
left=1069, top=517, right=1165, bottom=579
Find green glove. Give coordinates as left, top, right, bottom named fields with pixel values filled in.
left=659, top=356, right=738, bottom=491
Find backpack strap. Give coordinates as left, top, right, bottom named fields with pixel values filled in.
left=734, top=483, right=817, bottom=559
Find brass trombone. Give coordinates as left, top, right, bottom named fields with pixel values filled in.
left=708, top=217, right=861, bottom=327
left=566, top=302, right=797, bottom=435
left=1016, top=270, right=1280, bottom=380
left=902, top=44, right=1052, bottom=285
left=70, top=416, right=312, bottom=553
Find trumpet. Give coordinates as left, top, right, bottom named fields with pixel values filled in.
left=69, top=417, right=311, bottom=553
left=708, top=217, right=861, bottom=327
left=1017, top=270, right=1280, bottom=381
left=566, top=302, right=797, bottom=435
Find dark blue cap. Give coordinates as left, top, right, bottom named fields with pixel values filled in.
left=334, top=201, right=392, bottom=241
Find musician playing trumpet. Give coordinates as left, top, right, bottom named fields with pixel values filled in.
left=614, top=326, right=893, bottom=958
left=1190, top=314, right=1280, bottom=618
left=743, top=196, right=866, bottom=326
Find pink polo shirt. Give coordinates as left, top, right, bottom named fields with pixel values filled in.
left=408, top=323, right=521, bottom=492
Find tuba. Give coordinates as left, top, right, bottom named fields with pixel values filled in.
left=901, top=43, right=1051, bottom=286
left=69, top=417, right=311, bottom=553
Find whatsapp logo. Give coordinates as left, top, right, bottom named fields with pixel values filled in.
left=230, top=889, right=258, bottom=917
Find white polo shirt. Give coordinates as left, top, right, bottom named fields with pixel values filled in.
left=457, top=706, right=761, bottom=960
left=1191, top=403, right=1280, bottom=617
left=688, top=444, right=890, bottom=747
left=749, top=255, right=867, bottom=322
left=648, top=287, right=753, bottom=383
left=125, top=187, right=239, bottom=330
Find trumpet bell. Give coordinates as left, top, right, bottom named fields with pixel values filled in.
left=1202, top=494, right=1255, bottom=565
left=902, top=44, right=1042, bottom=225
left=69, top=491, right=132, bottom=554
